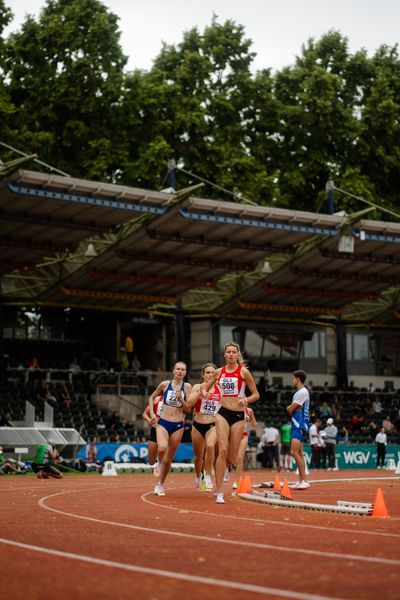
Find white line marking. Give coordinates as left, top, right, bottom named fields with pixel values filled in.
left=0, top=536, right=346, bottom=600
left=37, top=488, right=400, bottom=567
left=141, top=487, right=400, bottom=539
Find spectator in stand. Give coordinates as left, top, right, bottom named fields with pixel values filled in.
left=69, top=357, right=81, bottom=373
left=337, top=425, right=349, bottom=444
left=36, top=381, right=57, bottom=407
left=349, top=413, right=364, bottom=433
left=365, top=420, right=378, bottom=440
left=372, top=397, right=382, bottom=414
left=279, top=419, right=292, bottom=471
left=323, top=417, right=338, bottom=470
left=28, top=357, right=40, bottom=369
left=375, top=426, right=387, bottom=469
left=124, top=333, right=134, bottom=370
left=0, top=411, right=13, bottom=427
left=368, top=382, right=376, bottom=394
left=261, top=424, right=280, bottom=470
left=155, top=336, right=164, bottom=372
left=309, top=417, right=322, bottom=469
left=59, top=383, right=72, bottom=409
left=319, top=400, right=331, bottom=419
left=382, top=415, right=395, bottom=432
left=131, top=355, right=142, bottom=372
left=107, top=411, right=122, bottom=430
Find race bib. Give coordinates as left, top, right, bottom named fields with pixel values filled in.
left=220, top=376, right=238, bottom=395
left=200, top=398, right=220, bottom=416
left=165, top=390, right=182, bottom=407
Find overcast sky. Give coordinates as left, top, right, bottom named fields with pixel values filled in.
left=3, top=0, right=400, bottom=72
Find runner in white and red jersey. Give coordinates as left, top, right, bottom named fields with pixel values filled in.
left=233, top=405, right=257, bottom=490
left=142, top=395, right=163, bottom=476
left=187, top=363, right=221, bottom=492
left=203, top=342, right=259, bottom=504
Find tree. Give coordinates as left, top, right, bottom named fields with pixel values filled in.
left=4, top=0, right=127, bottom=179
left=0, top=0, right=14, bottom=152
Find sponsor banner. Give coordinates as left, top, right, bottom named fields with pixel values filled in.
left=77, top=442, right=194, bottom=464
left=78, top=443, right=400, bottom=469
left=302, top=444, right=400, bottom=469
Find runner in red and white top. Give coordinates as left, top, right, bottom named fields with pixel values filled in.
left=203, top=342, right=259, bottom=504
left=233, top=405, right=257, bottom=490
left=187, top=363, right=221, bottom=492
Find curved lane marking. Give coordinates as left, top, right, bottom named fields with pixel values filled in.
left=0, top=536, right=343, bottom=600
left=35, top=487, right=400, bottom=567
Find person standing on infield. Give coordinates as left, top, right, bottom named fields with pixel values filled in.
left=287, top=370, right=310, bottom=490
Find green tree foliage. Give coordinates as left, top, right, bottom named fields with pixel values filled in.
left=0, top=0, right=14, bottom=148
left=3, top=0, right=127, bottom=178
left=1, top=5, right=399, bottom=216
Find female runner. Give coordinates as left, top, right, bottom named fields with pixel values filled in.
left=142, top=394, right=163, bottom=477
left=205, top=342, right=259, bottom=504
left=149, top=361, right=192, bottom=496
left=188, top=363, right=221, bottom=492
left=232, top=405, right=257, bottom=489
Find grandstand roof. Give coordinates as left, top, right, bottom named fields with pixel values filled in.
left=1, top=167, right=400, bottom=326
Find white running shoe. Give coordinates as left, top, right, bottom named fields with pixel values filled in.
left=154, top=483, right=165, bottom=496
left=289, top=481, right=300, bottom=489
left=296, top=480, right=310, bottom=490
left=204, top=476, right=213, bottom=492
left=232, top=480, right=238, bottom=490
left=216, top=492, right=225, bottom=504
left=195, top=475, right=202, bottom=487
left=223, top=468, right=230, bottom=482
left=153, top=461, right=160, bottom=478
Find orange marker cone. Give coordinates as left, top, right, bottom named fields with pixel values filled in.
left=281, top=478, right=292, bottom=499
left=372, top=488, right=389, bottom=517
left=236, top=477, right=245, bottom=493
left=243, top=475, right=253, bottom=493
left=273, top=473, right=281, bottom=491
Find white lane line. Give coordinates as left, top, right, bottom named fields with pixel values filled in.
left=37, top=489, right=400, bottom=567
left=141, top=487, right=400, bottom=538
left=0, top=536, right=346, bottom=600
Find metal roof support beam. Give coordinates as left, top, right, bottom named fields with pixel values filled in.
left=146, top=229, right=294, bottom=254
left=0, top=210, right=116, bottom=234
left=179, top=208, right=339, bottom=236
left=6, top=182, right=167, bottom=215
left=292, top=267, right=400, bottom=285
left=117, top=250, right=256, bottom=272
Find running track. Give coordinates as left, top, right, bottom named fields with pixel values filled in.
left=1, top=469, right=399, bottom=599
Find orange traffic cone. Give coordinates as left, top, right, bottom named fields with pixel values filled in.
left=372, top=488, right=389, bottom=517
left=236, top=477, right=245, bottom=493
left=243, top=475, right=253, bottom=493
left=273, top=473, right=281, bottom=491
left=281, top=478, right=292, bottom=499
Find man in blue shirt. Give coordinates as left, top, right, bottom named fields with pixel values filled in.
left=287, top=370, right=310, bottom=490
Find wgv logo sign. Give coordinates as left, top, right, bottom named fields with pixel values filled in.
left=343, top=450, right=370, bottom=465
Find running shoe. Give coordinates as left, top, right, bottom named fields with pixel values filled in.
left=204, top=476, right=213, bottom=492
left=216, top=492, right=225, bottom=504
left=296, top=480, right=310, bottom=490
left=289, top=481, right=301, bottom=489
left=154, top=483, right=166, bottom=496
left=232, top=480, right=238, bottom=490
left=195, top=475, right=202, bottom=487
left=223, top=468, right=230, bottom=482
left=153, top=461, right=160, bottom=478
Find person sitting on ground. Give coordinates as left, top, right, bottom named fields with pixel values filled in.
left=0, top=447, right=17, bottom=475
left=31, top=439, right=63, bottom=479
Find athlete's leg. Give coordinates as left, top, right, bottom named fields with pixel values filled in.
left=234, top=436, right=248, bottom=485
left=204, top=426, right=217, bottom=476
left=160, top=427, right=184, bottom=485
left=290, top=438, right=306, bottom=482
left=191, top=426, right=206, bottom=482
left=215, top=415, right=230, bottom=494
left=148, top=440, right=158, bottom=466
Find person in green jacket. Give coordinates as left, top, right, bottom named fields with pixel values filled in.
left=32, top=440, right=63, bottom=479
left=280, top=419, right=292, bottom=471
